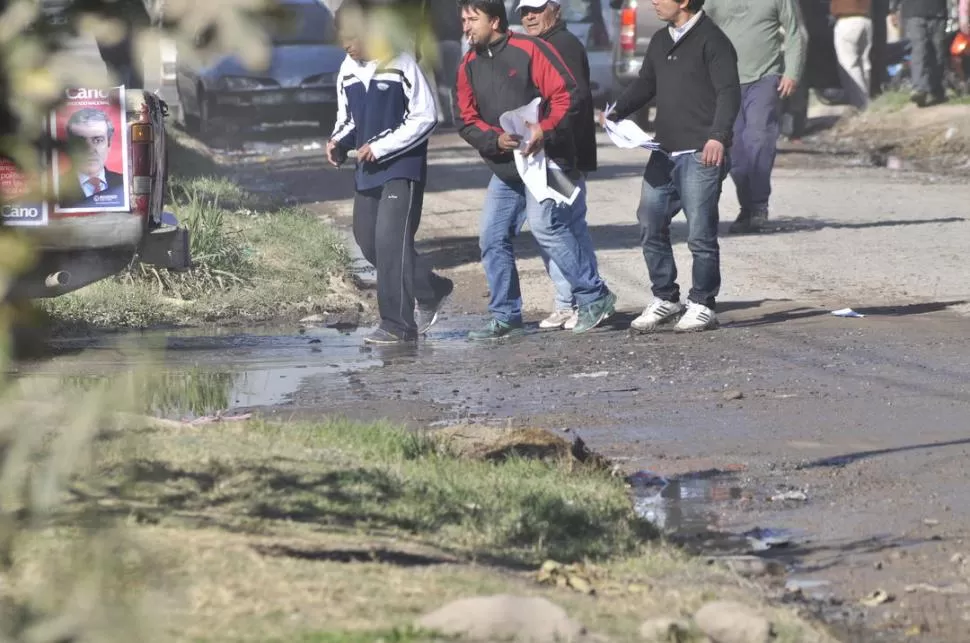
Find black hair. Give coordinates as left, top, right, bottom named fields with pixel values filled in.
left=685, top=0, right=705, bottom=12
left=456, top=0, right=509, bottom=32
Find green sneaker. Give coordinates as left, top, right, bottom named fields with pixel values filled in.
left=467, top=318, right=525, bottom=341
left=572, top=291, right=617, bottom=334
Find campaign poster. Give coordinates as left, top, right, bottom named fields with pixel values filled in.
left=51, top=86, right=129, bottom=213
left=0, top=138, right=49, bottom=227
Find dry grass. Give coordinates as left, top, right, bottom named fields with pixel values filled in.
left=26, top=417, right=838, bottom=643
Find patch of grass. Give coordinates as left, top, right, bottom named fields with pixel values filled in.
left=59, top=418, right=833, bottom=643
left=40, top=126, right=358, bottom=330
left=42, top=201, right=355, bottom=329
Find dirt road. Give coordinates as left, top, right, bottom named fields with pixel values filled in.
left=37, top=124, right=970, bottom=641
left=218, top=128, right=970, bottom=642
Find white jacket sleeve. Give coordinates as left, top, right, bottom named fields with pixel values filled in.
left=331, top=58, right=357, bottom=147
left=366, top=55, right=438, bottom=161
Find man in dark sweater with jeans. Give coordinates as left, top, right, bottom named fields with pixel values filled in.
left=604, top=0, right=740, bottom=332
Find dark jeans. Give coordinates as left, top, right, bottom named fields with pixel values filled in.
left=905, top=16, right=947, bottom=97
left=731, top=74, right=782, bottom=214
left=353, top=179, right=448, bottom=335
left=637, top=151, right=730, bottom=310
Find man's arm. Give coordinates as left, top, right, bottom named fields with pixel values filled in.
left=959, top=0, right=968, bottom=34
left=779, top=0, right=808, bottom=84
left=705, top=36, right=742, bottom=147
left=456, top=55, right=503, bottom=156
left=365, top=55, right=439, bottom=161
left=608, top=47, right=657, bottom=121
left=330, top=62, right=357, bottom=150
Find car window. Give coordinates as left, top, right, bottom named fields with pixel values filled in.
left=272, top=3, right=338, bottom=45
left=506, top=0, right=599, bottom=24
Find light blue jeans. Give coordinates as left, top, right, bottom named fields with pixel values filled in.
left=483, top=174, right=605, bottom=324
left=514, top=175, right=596, bottom=312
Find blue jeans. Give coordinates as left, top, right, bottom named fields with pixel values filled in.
left=637, top=151, right=730, bottom=310
left=483, top=174, right=606, bottom=324
left=731, top=74, right=781, bottom=213
left=514, top=176, right=596, bottom=311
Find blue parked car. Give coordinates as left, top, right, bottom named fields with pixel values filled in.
left=175, top=0, right=346, bottom=138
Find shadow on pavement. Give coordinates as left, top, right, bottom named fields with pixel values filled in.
left=416, top=217, right=969, bottom=272
left=799, top=437, right=970, bottom=470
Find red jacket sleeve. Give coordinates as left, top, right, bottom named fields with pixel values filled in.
left=456, top=53, right=503, bottom=157
left=527, top=38, right=579, bottom=138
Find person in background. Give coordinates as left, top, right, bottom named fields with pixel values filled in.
left=517, top=0, right=599, bottom=331
left=425, top=0, right=466, bottom=126
left=890, top=0, right=948, bottom=106
left=705, top=0, right=807, bottom=234
left=832, top=0, right=873, bottom=109
left=456, top=0, right=617, bottom=340
left=604, top=0, right=740, bottom=333
left=327, top=1, right=454, bottom=344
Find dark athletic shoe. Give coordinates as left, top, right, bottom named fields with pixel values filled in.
left=416, top=278, right=454, bottom=335
left=572, top=291, right=617, bottom=334
left=363, top=328, right=417, bottom=345
left=467, top=318, right=525, bottom=341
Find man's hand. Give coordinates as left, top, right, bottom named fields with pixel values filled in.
left=326, top=139, right=340, bottom=167
left=357, top=143, right=377, bottom=163
left=700, top=139, right=725, bottom=167
left=778, top=76, right=797, bottom=99
left=498, top=132, right=522, bottom=151
left=961, top=19, right=969, bottom=36
left=522, top=122, right=544, bottom=156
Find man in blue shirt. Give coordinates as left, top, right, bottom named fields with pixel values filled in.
left=327, top=2, right=454, bottom=345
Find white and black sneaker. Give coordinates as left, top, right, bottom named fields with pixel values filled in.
left=674, top=301, right=718, bottom=332
left=630, top=298, right=684, bottom=332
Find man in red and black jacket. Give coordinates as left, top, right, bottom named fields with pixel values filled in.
left=457, top=0, right=616, bottom=340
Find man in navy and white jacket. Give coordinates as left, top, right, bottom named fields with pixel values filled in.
left=327, top=2, right=453, bottom=345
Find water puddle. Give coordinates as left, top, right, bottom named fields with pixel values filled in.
left=630, top=470, right=745, bottom=535
left=20, top=326, right=412, bottom=420
left=629, top=469, right=806, bottom=557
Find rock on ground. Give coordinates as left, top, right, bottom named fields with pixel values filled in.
left=693, top=601, right=772, bottom=643
left=415, top=594, right=587, bottom=642
left=639, top=617, right=695, bottom=642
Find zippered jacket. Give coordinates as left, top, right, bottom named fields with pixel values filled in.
left=456, top=32, right=580, bottom=183
left=331, top=52, right=438, bottom=191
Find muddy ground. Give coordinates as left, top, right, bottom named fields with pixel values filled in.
left=36, top=106, right=970, bottom=642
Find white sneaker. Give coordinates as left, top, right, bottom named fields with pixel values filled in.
left=539, top=309, right=576, bottom=330
left=631, top=298, right=684, bottom=332
left=563, top=310, right=579, bottom=330
left=674, top=301, right=718, bottom=332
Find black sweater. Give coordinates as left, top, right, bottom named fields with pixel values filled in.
left=609, top=14, right=741, bottom=153
left=540, top=21, right=597, bottom=173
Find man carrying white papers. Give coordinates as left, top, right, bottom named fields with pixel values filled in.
left=602, top=0, right=740, bottom=333
left=455, top=0, right=616, bottom=340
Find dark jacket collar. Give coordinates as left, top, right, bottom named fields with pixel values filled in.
left=480, top=32, right=510, bottom=57
left=539, top=19, right=568, bottom=40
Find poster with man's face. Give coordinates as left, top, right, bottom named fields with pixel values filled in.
left=51, top=86, right=129, bottom=213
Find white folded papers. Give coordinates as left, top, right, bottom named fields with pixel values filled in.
left=602, top=102, right=664, bottom=152
left=498, top=98, right=581, bottom=206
